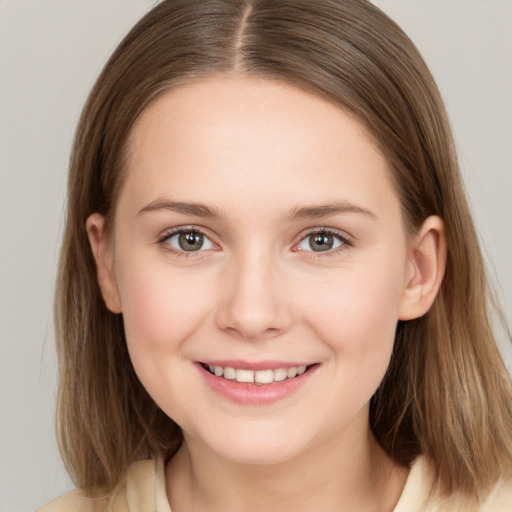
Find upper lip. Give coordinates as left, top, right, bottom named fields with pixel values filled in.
left=199, top=360, right=315, bottom=371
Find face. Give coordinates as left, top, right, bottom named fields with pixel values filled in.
left=90, top=75, right=423, bottom=465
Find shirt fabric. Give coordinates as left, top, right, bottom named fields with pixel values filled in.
left=38, top=455, right=512, bottom=511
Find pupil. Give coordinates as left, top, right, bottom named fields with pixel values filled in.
left=179, top=232, right=203, bottom=251
left=310, top=233, right=333, bottom=251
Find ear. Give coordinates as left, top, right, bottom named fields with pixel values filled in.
left=398, top=215, right=447, bottom=321
left=86, top=213, right=122, bottom=313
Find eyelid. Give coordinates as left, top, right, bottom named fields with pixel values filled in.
left=156, top=225, right=220, bottom=256
left=155, top=225, right=352, bottom=257
left=293, top=227, right=353, bottom=254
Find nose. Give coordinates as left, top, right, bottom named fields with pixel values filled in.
left=215, top=251, right=295, bottom=340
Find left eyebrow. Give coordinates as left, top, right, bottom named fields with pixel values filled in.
left=137, top=199, right=223, bottom=219
left=286, top=201, right=377, bottom=221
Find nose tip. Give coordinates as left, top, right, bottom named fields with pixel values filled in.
left=222, top=324, right=282, bottom=341
left=215, top=259, right=294, bottom=340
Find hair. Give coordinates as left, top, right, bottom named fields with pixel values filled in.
left=55, top=0, right=512, bottom=502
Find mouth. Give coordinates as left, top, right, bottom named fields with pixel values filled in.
left=200, top=362, right=317, bottom=384
left=197, top=361, right=319, bottom=405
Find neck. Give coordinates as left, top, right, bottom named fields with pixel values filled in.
left=166, top=415, right=408, bottom=512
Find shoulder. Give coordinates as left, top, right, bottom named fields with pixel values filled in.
left=36, top=483, right=128, bottom=512
left=36, top=488, right=99, bottom=512
left=37, top=457, right=170, bottom=512
left=395, top=456, right=512, bottom=512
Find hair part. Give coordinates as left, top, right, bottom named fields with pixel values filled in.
left=55, top=0, right=512, bottom=500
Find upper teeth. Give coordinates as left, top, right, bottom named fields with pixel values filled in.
left=207, top=365, right=308, bottom=384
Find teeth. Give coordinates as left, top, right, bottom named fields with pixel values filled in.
left=273, top=368, right=287, bottom=382
left=223, top=367, right=236, bottom=380
left=235, top=369, right=254, bottom=383
left=255, top=369, right=273, bottom=384
left=286, top=367, right=297, bottom=378
left=205, top=364, right=311, bottom=383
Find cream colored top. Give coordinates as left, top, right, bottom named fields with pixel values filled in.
left=38, top=456, right=512, bottom=511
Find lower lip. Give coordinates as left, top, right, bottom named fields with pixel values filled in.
left=197, top=364, right=318, bottom=405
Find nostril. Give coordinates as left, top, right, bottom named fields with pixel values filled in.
left=214, top=275, right=295, bottom=340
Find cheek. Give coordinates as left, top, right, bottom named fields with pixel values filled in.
left=115, top=259, right=216, bottom=363
left=114, top=259, right=222, bottom=421
left=302, top=255, right=405, bottom=375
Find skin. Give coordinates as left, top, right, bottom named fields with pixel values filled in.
left=88, top=75, right=446, bottom=512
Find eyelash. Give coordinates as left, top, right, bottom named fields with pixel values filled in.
left=296, top=228, right=352, bottom=258
left=157, top=226, right=215, bottom=258
left=156, top=227, right=353, bottom=258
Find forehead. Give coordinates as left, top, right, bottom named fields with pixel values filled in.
left=120, top=75, right=398, bottom=219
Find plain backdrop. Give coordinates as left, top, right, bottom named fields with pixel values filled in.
left=0, top=1, right=511, bottom=511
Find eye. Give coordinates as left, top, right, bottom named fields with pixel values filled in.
left=164, top=229, right=215, bottom=252
left=297, top=230, right=348, bottom=252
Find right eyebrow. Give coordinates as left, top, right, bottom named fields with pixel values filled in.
left=286, top=201, right=377, bottom=221
left=137, top=199, right=223, bottom=219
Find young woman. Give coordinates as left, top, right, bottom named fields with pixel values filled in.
left=39, top=1, right=512, bottom=510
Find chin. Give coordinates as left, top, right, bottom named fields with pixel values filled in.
left=199, top=428, right=310, bottom=466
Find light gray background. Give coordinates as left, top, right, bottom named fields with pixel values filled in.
left=0, top=1, right=511, bottom=511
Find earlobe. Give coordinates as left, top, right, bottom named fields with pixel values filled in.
left=86, top=213, right=122, bottom=314
left=398, top=215, right=447, bottom=321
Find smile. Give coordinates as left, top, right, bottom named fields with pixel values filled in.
left=203, top=364, right=309, bottom=384
left=198, top=361, right=318, bottom=405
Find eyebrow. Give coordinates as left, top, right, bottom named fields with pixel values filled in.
left=137, top=199, right=223, bottom=219
left=286, top=201, right=377, bottom=221
left=137, top=198, right=376, bottom=221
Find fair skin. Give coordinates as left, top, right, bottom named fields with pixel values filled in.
left=87, top=75, right=446, bottom=512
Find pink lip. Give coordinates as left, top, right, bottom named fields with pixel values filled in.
left=196, top=362, right=318, bottom=406
left=201, top=360, right=310, bottom=371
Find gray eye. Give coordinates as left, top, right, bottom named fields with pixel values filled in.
left=298, top=232, right=343, bottom=252
left=167, top=231, right=214, bottom=252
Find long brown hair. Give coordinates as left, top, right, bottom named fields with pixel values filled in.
left=55, top=0, right=512, bottom=499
